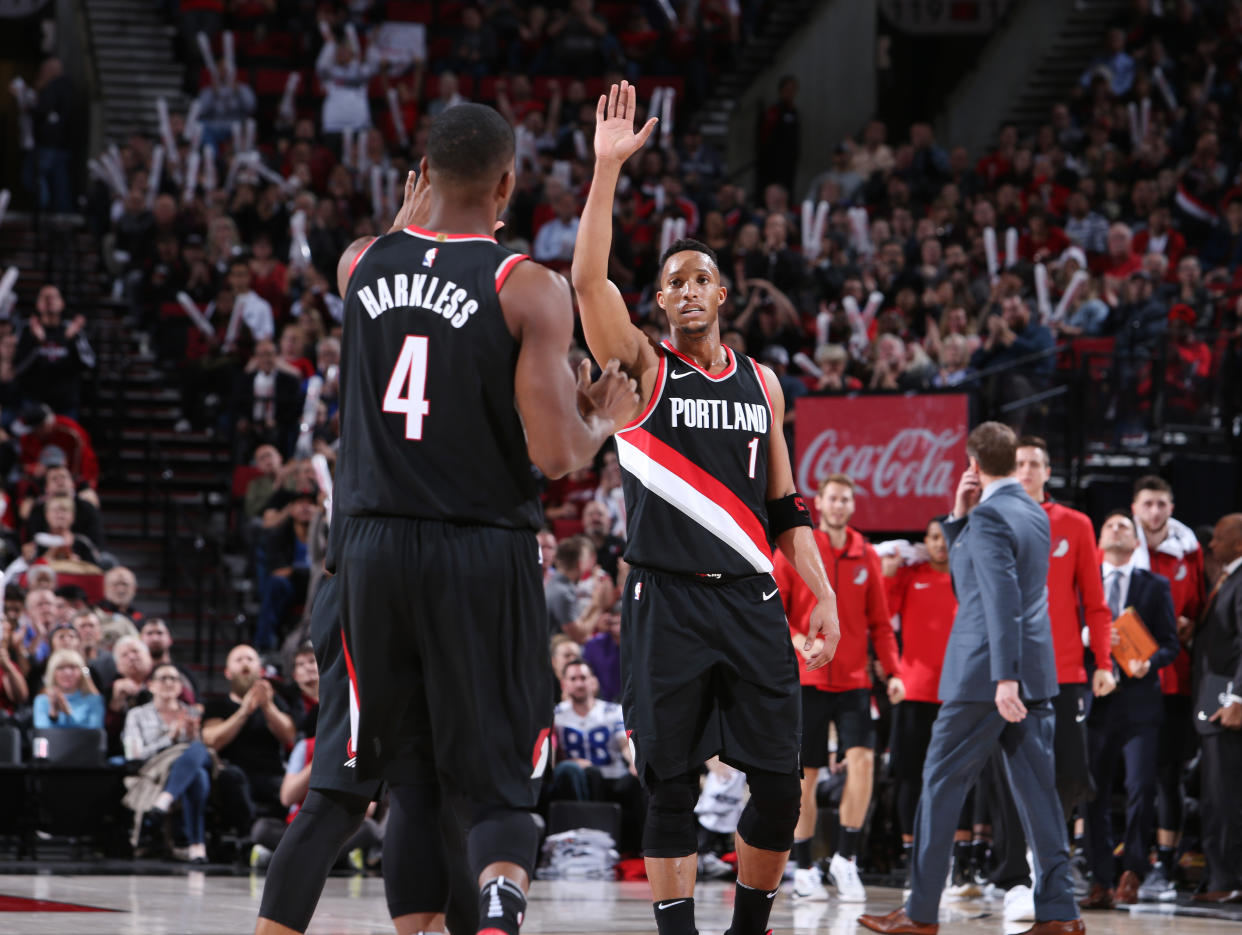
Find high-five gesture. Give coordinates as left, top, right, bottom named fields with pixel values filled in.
left=594, top=81, right=658, bottom=165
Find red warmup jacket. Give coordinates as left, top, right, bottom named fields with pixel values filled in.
left=773, top=527, right=898, bottom=692
left=886, top=561, right=956, bottom=704
left=1149, top=544, right=1204, bottom=697
left=1043, top=500, right=1113, bottom=683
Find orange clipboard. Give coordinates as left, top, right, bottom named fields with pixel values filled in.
left=1111, top=606, right=1158, bottom=672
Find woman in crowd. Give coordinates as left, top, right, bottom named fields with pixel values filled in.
left=121, top=662, right=213, bottom=863
left=32, top=647, right=103, bottom=728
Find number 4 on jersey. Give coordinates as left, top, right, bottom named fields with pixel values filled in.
left=383, top=335, right=431, bottom=440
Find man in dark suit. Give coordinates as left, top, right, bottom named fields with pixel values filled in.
left=1191, top=513, right=1242, bottom=904
left=1080, top=510, right=1178, bottom=909
left=859, top=422, right=1082, bottom=935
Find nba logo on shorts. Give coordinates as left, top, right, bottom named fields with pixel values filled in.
left=423, top=247, right=438, bottom=268
left=634, top=582, right=643, bottom=600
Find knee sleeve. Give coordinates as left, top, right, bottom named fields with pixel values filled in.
left=466, top=804, right=539, bottom=880
left=259, top=788, right=370, bottom=932
left=642, top=771, right=699, bottom=858
left=385, top=781, right=450, bottom=920
left=737, top=769, right=801, bottom=853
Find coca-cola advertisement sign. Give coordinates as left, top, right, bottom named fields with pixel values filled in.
left=794, top=395, right=969, bottom=530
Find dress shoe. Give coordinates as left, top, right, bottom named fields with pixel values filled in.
left=1079, top=883, right=1114, bottom=910
left=856, top=907, right=939, bottom=934
left=1194, top=890, right=1242, bottom=904
left=1015, top=921, right=1086, bottom=935
left=1114, top=869, right=1140, bottom=905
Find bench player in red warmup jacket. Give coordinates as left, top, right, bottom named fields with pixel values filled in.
left=774, top=473, right=900, bottom=903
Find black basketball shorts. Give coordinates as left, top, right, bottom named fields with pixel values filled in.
left=620, top=566, right=801, bottom=782
left=320, top=515, right=550, bottom=810
left=308, top=572, right=382, bottom=799
left=801, top=686, right=876, bottom=768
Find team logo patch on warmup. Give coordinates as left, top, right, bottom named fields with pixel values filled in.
left=1175, top=563, right=1188, bottom=581
left=1052, top=538, right=1069, bottom=558
left=633, top=582, right=643, bottom=600
left=423, top=247, right=438, bottom=267
left=854, top=568, right=868, bottom=585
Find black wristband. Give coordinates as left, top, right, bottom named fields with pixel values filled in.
left=767, top=492, right=813, bottom=536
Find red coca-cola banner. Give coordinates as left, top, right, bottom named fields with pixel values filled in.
left=794, top=394, right=969, bottom=531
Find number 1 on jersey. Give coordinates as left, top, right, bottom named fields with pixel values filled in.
left=383, top=335, right=431, bottom=440
left=747, top=436, right=759, bottom=479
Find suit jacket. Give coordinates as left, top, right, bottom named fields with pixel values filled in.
left=1097, top=567, right=1178, bottom=724
left=1193, top=566, right=1242, bottom=693
left=236, top=369, right=302, bottom=427
left=939, top=479, right=1059, bottom=703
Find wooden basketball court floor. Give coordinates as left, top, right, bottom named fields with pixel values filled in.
left=0, top=875, right=1239, bottom=934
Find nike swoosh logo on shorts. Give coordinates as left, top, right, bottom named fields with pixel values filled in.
left=670, top=370, right=694, bottom=379
left=657, top=900, right=688, bottom=910
left=1076, top=712, right=1087, bottom=723
left=762, top=589, right=779, bottom=601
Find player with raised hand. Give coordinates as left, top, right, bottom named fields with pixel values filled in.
left=571, top=80, right=841, bottom=935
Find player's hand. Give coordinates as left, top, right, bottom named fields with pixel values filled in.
left=1176, top=614, right=1194, bottom=644
left=1092, top=668, right=1117, bottom=697
left=1127, top=658, right=1151, bottom=679
left=593, top=81, right=658, bottom=166
left=388, top=169, right=430, bottom=233
left=1209, top=702, right=1242, bottom=730
left=995, top=679, right=1027, bottom=723
left=887, top=676, right=906, bottom=705
left=580, top=358, right=640, bottom=432
left=802, top=599, right=840, bottom=670
left=952, top=466, right=981, bottom=519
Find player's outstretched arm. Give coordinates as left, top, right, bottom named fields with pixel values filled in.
left=572, top=81, right=660, bottom=379
left=505, top=261, right=639, bottom=478
left=760, top=364, right=840, bottom=668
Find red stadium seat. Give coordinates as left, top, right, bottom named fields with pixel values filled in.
left=232, top=464, right=265, bottom=500
left=386, top=0, right=432, bottom=21
left=436, top=0, right=465, bottom=26
left=253, top=68, right=292, bottom=97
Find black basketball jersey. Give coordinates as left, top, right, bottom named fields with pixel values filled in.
left=331, top=224, right=541, bottom=533
left=616, top=341, right=775, bottom=577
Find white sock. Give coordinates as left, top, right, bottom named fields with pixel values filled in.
left=153, top=791, right=174, bottom=812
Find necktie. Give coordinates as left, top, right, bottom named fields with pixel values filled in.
left=1108, top=569, right=1123, bottom=619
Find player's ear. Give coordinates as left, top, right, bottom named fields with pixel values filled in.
left=655, top=288, right=666, bottom=310
left=497, top=166, right=515, bottom=204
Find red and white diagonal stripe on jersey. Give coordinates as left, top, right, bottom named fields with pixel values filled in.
left=616, top=426, right=772, bottom=573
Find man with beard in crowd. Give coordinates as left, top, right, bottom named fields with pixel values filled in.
left=203, top=643, right=296, bottom=835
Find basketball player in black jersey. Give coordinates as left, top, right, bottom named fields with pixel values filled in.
left=572, top=81, right=842, bottom=935
left=255, top=103, right=638, bottom=935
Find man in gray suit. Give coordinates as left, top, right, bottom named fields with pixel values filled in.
left=859, top=422, right=1083, bottom=935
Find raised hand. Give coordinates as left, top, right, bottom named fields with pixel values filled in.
left=388, top=170, right=430, bottom=233
left=594, top=81, right=658, bottom=166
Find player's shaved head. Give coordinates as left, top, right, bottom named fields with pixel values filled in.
left=658, top=237, right=720, bottom=284
left=427, top=103, right=515, bottom=192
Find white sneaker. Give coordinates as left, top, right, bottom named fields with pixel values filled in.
left=944, top=879, right=982, bottom=900
left=792, top=865, right=829, bottom=900
left=1003, top=884, right=1035, bottom=922
left=827, top=853, right=867, bottom=902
